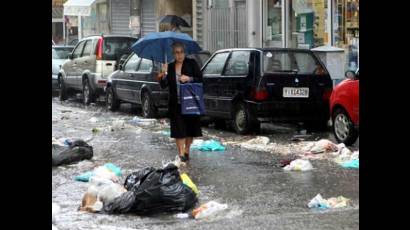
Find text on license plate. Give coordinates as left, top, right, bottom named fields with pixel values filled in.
left=283, top=87, right=309, bottom=98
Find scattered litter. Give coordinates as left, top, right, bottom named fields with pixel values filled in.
left=75, top=163, right=122, bottom=182
left=92, top=128, right=99, bottom=133
left=308, top=194, right=350, bottom=209
left=103, top=163, right=197, bottom=215
left=175, top=213, right=190, bottom=219
left=191, top=139, right=226, bottom=151
left=89, top=117, right=98, bottom=123
left=61, top=116, right=69, bottom=120
left=181, top=173, right=199, bottom=195
left=277, top=156, right=298, bottom=168
left=52, top=139, right=93, bottom=166
left=290, top=134, right=312, bottom=142
left=341, top=159, right=359, bottom=169
left=130, top=117, right=157, bottom=126
left=192, top=201, right=228, bottom=219
left=61, top=110, right=72, bottom=113
left=303, top=139, right=338, bottom=154
left=52, top=203, right=60, bottom=223
left=241, top=136, right=277, bottom=152
left=283, top=159, right=313, bottom=171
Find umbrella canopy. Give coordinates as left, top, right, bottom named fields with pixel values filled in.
left=159, top=15, right=190, bottom=27
left=130, top=31, right=202, bottom=64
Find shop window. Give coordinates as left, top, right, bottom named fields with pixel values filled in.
left=265, top=0, right=283, bottom=47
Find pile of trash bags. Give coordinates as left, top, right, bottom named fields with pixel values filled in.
left=79, top=163, right=198, bottom=215
left=52, top=138, right=93, bottom=166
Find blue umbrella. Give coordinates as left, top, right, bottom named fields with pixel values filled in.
left=130, top=31, right=202, bottom=64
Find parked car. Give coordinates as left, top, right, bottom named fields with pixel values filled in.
left=201, top=48, right=333, bottom=134
left=105, top=51, right=211, bottom=118
left=105, top=53, right=165, bottom=117
left=59, top=35, right=138, bottom=104
left=187, top=50, right=211, bottom=69
left=52, top=46, right=74, bottom=90
left=330, top=69, right=359, bottom=145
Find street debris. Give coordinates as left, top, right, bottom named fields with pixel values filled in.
left=307, top=194, right=351, bottom=209
left=191, top=139, right=226, bottom=151
left=80, top=176, right=127, bottom=213
left=89, top=117, right=98, bottom=123
left=181, top=173, right=199, bottom=195
left=283, top=159, right=313, bottom=171
left=303, top=139, right=338, bottom=154
left=240, top=136, right=277, bottom=152
left=52, top=203, right=60, bottom=223
left=290, top=134, right=312, bottom=142
left=192, top=201, right=228, bottom=219
left=92, top=128, right=100, bottom=133
left=103, top=163, right=198, bottom=215
left=52, top=139, right=93, bottom=166
left=129, top=117, right=157, bottom=126
left=175, top=213, right=190, bottom=219
left=341, top=159, right=359, bottom=169
left=75, top=163, right=122, bottom=182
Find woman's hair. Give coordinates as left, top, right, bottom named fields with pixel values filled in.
left=172, top=42, right=185, bottom=52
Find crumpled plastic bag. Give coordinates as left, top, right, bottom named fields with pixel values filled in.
left=241, top=136, right=277, bottom=152
left=52, top=203, right=60, bottom=223
left=75, top=163, right=122, bottom=182
left=341, top=159, right=359, bottom=169
left=308, top=194, right=350, bottom=209
left=304, top=139, right=338, bottom=154
left=192, top=201, right=228, bottom=219
left=52, top=139, right=93, bottom=166
left=103, top=164, right=197, bottom=215
left=283, top=159, right=313, bottom=171
left=191, top=139, right=225, bottom=151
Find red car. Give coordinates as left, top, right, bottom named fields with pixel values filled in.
left=330, top=69, right=359, bottom=145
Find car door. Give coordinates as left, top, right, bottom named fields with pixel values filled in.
left=65, top=41, right=85, bottom=88
left=132, top=58, right=154, bottom=104
left=352, top=70, right=359, bottom=124
left=202, top=52, right=231, bottom=117
left=76, top=39, right=95, bottom=88
left=219, top=50, right=252, bottom=117
left=115, top=54, right=141, bottom=102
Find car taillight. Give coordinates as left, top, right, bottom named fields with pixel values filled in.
left=323, top=88, right=332, bottom=101
left=251, top=87, right=269, bottom=101
left=96, top=38, right=103, bottom=60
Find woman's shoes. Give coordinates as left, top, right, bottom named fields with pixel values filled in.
left=179, top=153, right=190, bottom=162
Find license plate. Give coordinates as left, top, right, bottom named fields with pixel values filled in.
left=283, top=87, right=309, bottom=98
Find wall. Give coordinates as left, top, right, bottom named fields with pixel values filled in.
left=156, top=0, right=193, bottom=36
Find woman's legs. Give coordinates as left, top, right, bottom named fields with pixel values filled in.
left=185, top=137, right=194, bottom=157
left=175, top=138, right=186, bottom=156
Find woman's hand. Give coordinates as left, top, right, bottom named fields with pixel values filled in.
left=157, top=72, right=165, bottom=81
left=179, top=74, right=191, bottom=83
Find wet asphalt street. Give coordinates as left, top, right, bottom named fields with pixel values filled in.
left=52, top=96, right=359, bottom=230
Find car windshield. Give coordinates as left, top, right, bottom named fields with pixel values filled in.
left=103, top=37, right=138, bottom=60
left=52, top=47, right=73, bottom=59
left=263, top=51, right=325, bottom=75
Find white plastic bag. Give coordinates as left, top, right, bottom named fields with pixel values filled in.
left=307, top=194, right=329, bottom=209
left=192, top=201, right=228, bottom=219
left=52, top=203, right=60, bottom=223
left=241, top=136, right=277, bottom=152
left=283, top=159, right=313, bottom=171
left=93, top=166, right=119, bottom=182
left=307, top=139, right=338, bottom=154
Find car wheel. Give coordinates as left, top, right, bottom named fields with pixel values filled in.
left=141, top=91, right=157, bottom=118
left=82, top=78, right=95, bottom=105
left=232, top=102, right=256, bottom=135
left=332, top=108, right=359, bottom=146
left=59, top=77, right=68, bottom=101
left=106, top=87, right=120, bottom=111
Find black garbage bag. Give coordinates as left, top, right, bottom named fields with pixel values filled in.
left=103, top=164, right=197, bottom=215
left=52, top=139, right=93, bottom=166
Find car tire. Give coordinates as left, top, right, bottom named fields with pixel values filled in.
left=332, top=108, right=358, bottom=146
left=232, top=102, right=256, bottom=135
left=106, top=86, right=120, bottom=111
left=59, top=77, right=68, bottom=101
left=82, top=78, right=95, bottom=105
left=141, top=91, right=157, bottom=118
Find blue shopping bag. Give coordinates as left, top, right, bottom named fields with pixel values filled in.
left=180, top=83, right=206, bottom=115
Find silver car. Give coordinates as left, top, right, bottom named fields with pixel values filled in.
left=52, top=46, right=74, bottom=90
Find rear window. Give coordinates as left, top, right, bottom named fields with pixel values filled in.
left=263, top=51, right=325, bottom=75
left=52, top=47, right=74, bottom=59
left=103, top=37, right=137, bottom=60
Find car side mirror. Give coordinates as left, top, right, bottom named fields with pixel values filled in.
left=345, top=70, right=356, bottom=80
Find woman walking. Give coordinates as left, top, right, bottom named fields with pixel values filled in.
left=157, top=42, right=203, bottom=162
